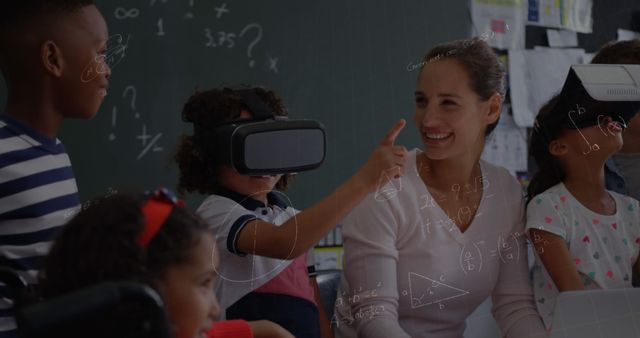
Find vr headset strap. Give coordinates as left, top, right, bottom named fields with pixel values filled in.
left=237, top=89, right=273, bottom=120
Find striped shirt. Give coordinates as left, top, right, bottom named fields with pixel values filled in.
left=0, top=114, right=80, bottom=334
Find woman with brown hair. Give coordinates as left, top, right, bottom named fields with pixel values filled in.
left=335, top=38, right=545, bottom=338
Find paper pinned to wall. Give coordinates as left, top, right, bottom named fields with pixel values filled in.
left=527, top=0, right=593, bottom=33
left=546, top=29, right=578, bottom=47
left=509, top=48, right=585, bottom=127
left=481, top=106, right=528, bottom=176
left=617, top=28, right=640, bottom=41
left=471, top=0, right=525, bottom=50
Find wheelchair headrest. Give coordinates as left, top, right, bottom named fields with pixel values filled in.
left=17, top=282, right=172, bottom=338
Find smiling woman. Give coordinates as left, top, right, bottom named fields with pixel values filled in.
left=336, top=37, right=546, bottom=338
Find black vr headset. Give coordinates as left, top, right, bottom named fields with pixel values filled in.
left=193, top=89, right=326, bottom=175
left=544, top=64, right=640, bottom=130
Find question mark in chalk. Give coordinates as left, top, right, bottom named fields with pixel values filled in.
left=122, top=85, right=139, bottom=119
left=239, top=23, right=263, bottom=68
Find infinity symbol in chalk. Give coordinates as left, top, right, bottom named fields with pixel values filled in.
left=114, top=7, right=140, bottom=20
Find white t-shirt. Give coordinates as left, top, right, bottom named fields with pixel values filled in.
left=335, top=149, right=545, bottom=338
left=197, top=189, right=315, bottom=316
left=525, top=183, right=640, bottom=328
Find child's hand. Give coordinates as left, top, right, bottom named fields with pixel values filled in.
left=355, top=119, right=408, bottom=192
left=248, top=320, right=295, bottom=338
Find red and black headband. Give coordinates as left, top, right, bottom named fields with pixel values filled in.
left=138, top=187, right=185, bottom=247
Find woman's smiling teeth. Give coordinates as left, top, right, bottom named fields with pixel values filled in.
left=426, top=132, right=452, bottom=140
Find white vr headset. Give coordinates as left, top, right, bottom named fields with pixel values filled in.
left=550, top=64, right=640, bottom=129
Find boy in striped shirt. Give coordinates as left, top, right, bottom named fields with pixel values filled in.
left=0, top=1, right=110, bottom=335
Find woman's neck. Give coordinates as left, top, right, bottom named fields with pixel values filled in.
left=418, top=150, right=481, bottom=191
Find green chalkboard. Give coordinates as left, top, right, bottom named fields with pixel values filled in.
left=0, top=0, right=471, bottom=209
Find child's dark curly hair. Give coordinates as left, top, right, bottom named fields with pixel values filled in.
left=39, top=192, right=210, bottom=299
left=175, top=86, right=293, bottom=195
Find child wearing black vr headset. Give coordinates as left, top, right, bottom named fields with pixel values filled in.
left=525, top=91, right=640, bottom=329
left=174, top=86, right=407, bottom=338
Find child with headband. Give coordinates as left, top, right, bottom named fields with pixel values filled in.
left=39, top=188, right=294, bottom=338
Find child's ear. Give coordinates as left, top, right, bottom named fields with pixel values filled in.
left=41, top=40, right=64, bottom=77
left=549, top=139, right=568, bottom=156
left=485, top=92, right=502, bottom=125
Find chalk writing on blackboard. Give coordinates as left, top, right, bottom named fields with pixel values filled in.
left=268, top=57, right=279, bottom=73
left=109, top=85, right=165, bottom=159
left=101, top=1, right=282, bottom=158
left=136, top=124, right=164, bottom=160
left=204, top=29, right=235, bottom=48
left=214, top=3, right=230, bottom=18
left=185, top=0, right=194, bottom=19
left=150, top=0, right=168, bottom=6
left=122, top=85, right=138, bottom=118
left=202, top=22, right=266, bottom=69
left=114, top=7, right=139, bottom=20
left=157, top=18, right=166, bottom=36
left=109, top=106, right=117, bottom=141
left=239, top=23, right=263, bottom=68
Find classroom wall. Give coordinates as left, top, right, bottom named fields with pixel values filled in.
left=526, top=0, right=640, bottom=51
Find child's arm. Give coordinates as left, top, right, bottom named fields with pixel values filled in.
left=235, top=119, right=408, bottom=259
left=530, top=229, right=584, bottom=291
left=311, top=276, right=334, bottom=338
